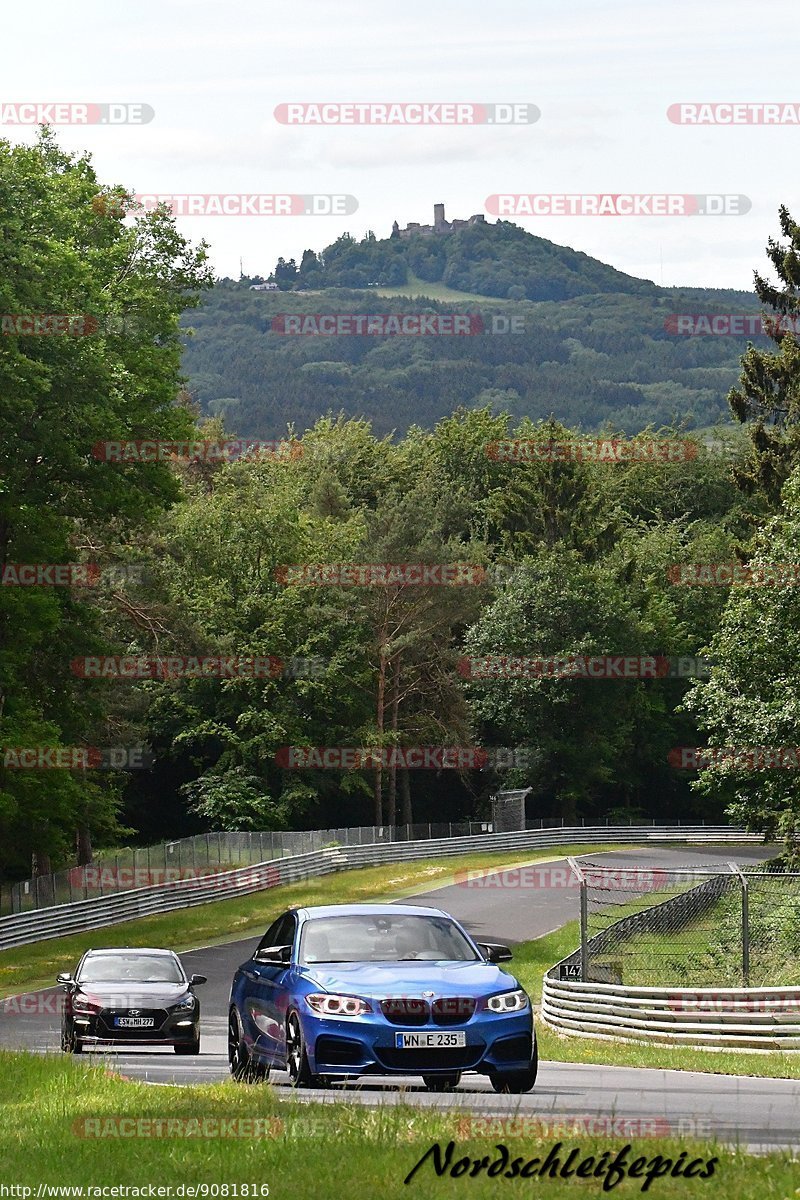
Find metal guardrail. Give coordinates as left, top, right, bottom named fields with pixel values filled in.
left=0, top=824, right=759, bottom=951
left=3, top=817, right=701, bottom=916
left=542, top=864, right=800, bottom=1050
left=541, top=977, right=800, bottom=1050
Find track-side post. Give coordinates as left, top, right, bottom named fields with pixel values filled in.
left=729, top=862, right=749, bottom=986
left=568, top=856, right=588, bottom=981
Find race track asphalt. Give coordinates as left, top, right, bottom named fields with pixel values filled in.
left=3, top=843, right=797, bottom=1150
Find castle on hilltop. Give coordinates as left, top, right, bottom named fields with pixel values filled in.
left=391, top=203, right=486, bottom=240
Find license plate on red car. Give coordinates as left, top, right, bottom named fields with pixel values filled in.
left=394, top=1032, right=466, bottom=1048
left=114, top=1017, right=155, bottom=1028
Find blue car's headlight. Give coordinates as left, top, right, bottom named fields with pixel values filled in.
left=485, top=989, right=529, bottom=1013
left=172, top=994, right=197, bottom=1012
left=305, top=993, right=371, bottom=1017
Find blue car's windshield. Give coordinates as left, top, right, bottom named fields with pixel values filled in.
left=299, top=914, right=480, bottom=964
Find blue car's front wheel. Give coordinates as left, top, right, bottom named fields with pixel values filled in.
left=286, top=1012, right=321, bottom=1087
left=489, top=1039, right=538, bottom=1094
left=229, top=1009, right=268, bottom=1082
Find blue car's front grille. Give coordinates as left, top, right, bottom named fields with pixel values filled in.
left=379, top=997, right=476, bottom=1026
left=431, top=997, right=476, bottom=1024
left=380, top=998, right=428, bottom=1026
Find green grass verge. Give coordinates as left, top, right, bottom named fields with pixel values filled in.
left=511, top=924, right=800, bottom=1080
left=617, top=878, right=800, bottom=988
left=0, top=1051, right=792, bottom=1196
left=8, top=842, right=799, bottom=1083
left=0, top=845, right=631, bottom=999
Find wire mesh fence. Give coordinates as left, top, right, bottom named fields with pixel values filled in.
left=0, top=820, right=497, bottom=915
left=0, top=816, right=717, bottom=918
left=575, top=861, right=800, bottom=988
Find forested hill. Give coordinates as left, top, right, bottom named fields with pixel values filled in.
left=263, top=220, right=661, bottom=300
left=180, top=220, right=764, bottom=438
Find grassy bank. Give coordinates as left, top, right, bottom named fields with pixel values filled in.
left=618, top=876, right=800, bottom=988
left=0, top=1051, right=794, bottom=1197
left=510, top=924, right=800, bottom=1080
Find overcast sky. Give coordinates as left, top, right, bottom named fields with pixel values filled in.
left=1, top=0, right=794, bottom=290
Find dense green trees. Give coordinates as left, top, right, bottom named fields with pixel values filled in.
left=86, top=409, right=754, bottom=850
left=6, top=136, right=800, bottom=876
left=678, top=209, right=800, bottom=857
left=182, top=281, right=763, bottom=440
left=0, top=132, right=211, bottom=877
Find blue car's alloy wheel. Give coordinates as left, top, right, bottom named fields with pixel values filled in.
left=286, top=1012, right=320, bottom=1087
left=228, top=1010, right=268, bottom=1082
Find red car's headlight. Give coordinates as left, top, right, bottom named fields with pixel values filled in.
left=72, top=994, right=101, bottom=1013
left=305, top=993, right=371, bottom=1017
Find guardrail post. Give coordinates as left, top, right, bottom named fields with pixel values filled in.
left=728, top=862, right=750, bottom=986
left=568, top=856, right=588, bottom=981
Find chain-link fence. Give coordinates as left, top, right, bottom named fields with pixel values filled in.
left=572, top=861, right=800, bottom=988
left=0, top=820, right=500, bottom=915
left=0, top=816, right=722, bottom=918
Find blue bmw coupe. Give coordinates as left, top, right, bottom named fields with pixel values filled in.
left=228, top=902, right=537, bottom=1092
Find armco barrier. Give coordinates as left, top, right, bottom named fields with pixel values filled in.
left=541, top=976, right=800, bottom=1051
left=0, top=825, right=760, bottom=951
left=542, top=871, right=800, bottom=1050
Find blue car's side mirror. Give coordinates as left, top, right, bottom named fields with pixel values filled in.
left=478, top=942, right=513, bottom=963
left=255, top=945, right=291, bottom=965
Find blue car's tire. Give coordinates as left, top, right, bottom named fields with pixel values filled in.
left=489, top=1040, right=538, bottom=1094
left=286, top=1012, right=320, bottom=1088
left=228, top=1010, right=268, bottom=1082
